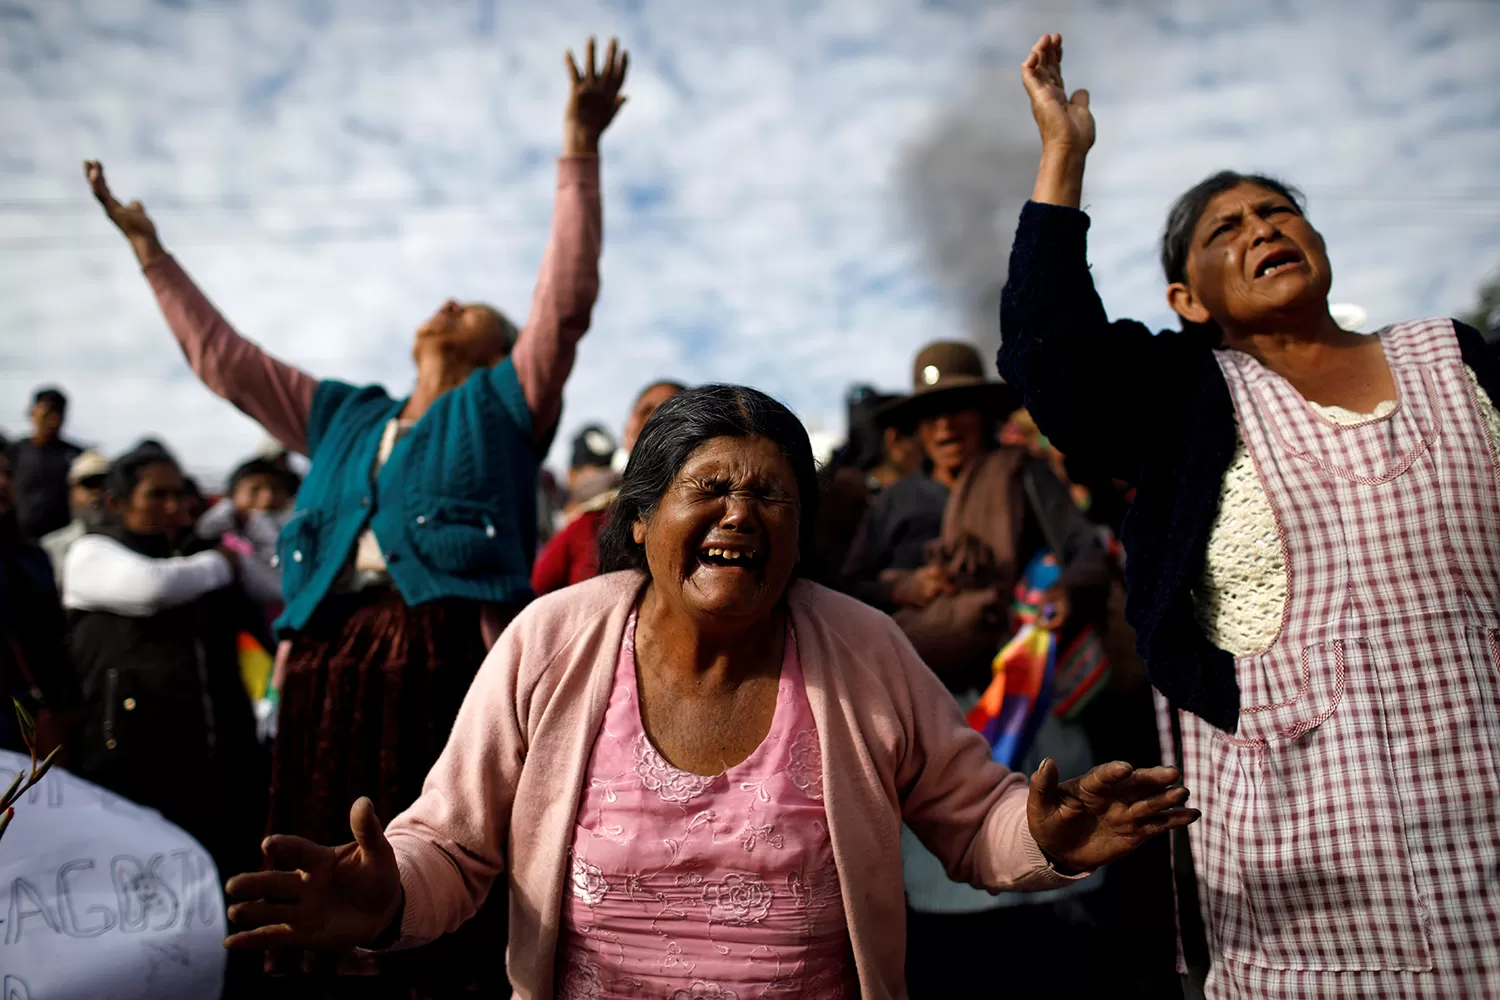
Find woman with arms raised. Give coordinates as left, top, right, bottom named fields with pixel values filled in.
left=85, top=37, right=628, bottom=996
left=222, top=384, right=1197, bottom=999
left=1000, top=34, right=1500, bottom=999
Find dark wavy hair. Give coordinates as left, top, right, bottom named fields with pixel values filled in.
left=1161, top=170, right=1307, bottom=345
left=598, top=384, right=820, bottom=576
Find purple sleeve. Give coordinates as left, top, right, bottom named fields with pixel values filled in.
left=144, top=255, right=318, bottom=456
left=508, top=156, right=603, bottom=439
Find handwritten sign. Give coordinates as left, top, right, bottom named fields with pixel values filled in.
left=0, top=750, right=226, bottom=999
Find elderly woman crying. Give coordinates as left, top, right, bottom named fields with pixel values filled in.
left=224, top=384, right=1196, bottom=999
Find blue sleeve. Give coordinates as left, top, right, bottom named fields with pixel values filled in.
left=1454, top=318, right=1500, bottom=411
left=998, top=201, right=1198, bottom=482
left=306, top=380, right=360, bottom=460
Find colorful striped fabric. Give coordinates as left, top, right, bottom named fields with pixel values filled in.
left=237, top=631, right=275, bottom=702
left=966, top=551, right=1112, bottom=766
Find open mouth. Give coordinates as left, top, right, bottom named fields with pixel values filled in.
left=697, top=545, right=765, bottom=571
left=1254, top=248, right=1303, bottom=279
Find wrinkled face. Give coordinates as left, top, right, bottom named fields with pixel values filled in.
left=413, top=300, right=510, bottom=369
left=917, top=408, right=986, bottom=478
left=232, top=472, right=288, bottom=516
left=633, top=435, right=801, bottom=623
left=0, top=454, right=13, bottom=518
left=70, top=479, right=105, bottom=520
left=1173, top=183, right=1333, bottom=332
left=624, top=383, right=682, bottom=452
left=30, top=402, right=63, bottom=442
left=116, top=461, right=186, bottom=536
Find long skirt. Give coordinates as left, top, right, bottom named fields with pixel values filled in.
left=262, top=588, right=509, bottom=998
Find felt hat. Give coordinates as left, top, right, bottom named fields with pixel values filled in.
left=876, top=341, right=1022, bottom=430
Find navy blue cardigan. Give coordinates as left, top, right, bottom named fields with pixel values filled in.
left=998, top=200, right=1500, bottom=732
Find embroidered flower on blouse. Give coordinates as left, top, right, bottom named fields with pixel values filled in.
left=635, top=733, right=715, bottom=803
left=570, top=856, right=611, bottom=906
left=670, top=981, right=740, bottom=1000
left=557, top=957, right=604, bottom=1000
left=786, top=729, right=823, bottom=799
left=702, top=873, right=774, bottom=925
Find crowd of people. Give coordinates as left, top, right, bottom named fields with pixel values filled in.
left=1, top=29, right=1497, bottom=1000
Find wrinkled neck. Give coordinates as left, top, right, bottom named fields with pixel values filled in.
left=403, top=355, right=479, bottom=421
left=635, top=584, right=784, bottom=685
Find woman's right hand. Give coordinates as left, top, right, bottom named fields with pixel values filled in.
left=84, top=160, right=166, bottom=267
left=224, top=797, right=404, bottom=952
left=1020, top=33, right=1092, bottom=208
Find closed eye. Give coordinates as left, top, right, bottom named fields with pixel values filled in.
left=1207, top=220, right=1235, bottom=244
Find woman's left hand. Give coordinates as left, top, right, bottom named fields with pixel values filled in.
left=1027, top=759, right=1198, bottom=873
left=563, top=36, right=629, bottom=155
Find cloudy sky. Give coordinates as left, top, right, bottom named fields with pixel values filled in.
left=2, top=0, right=1497, bottom=484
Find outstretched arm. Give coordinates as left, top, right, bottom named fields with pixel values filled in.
left=998, top=35, right=1190, bottom=481
left=509, top=37, right=628, bottom=441
left=85, top=162, right=318, bottom=456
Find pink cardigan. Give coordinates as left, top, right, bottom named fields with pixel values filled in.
left=384, top=572, right=1083, bottom=999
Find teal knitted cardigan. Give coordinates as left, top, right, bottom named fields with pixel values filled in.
left=273, top=359, right=538, bottom=634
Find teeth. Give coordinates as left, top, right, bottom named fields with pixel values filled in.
left=702, top=548, right=755, bottom=562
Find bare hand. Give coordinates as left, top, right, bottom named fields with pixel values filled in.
left=1036, top=584, right=1070, bottom=631
left=563, top=36, right=629, bottom=155
left=83, top=160, right=165, bottom=267
left=1021, top=33, right=1094, bottom=154
left=224, top=797, right=402, bottom=952
left=888, top=566, right=954, bottom=609
left=1027, top=759, right=1198, bottom=873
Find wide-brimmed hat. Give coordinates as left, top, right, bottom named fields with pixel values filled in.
left=876, top=341, right=1023, bottom=430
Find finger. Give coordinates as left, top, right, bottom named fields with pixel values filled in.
left=262, top=833, right=331, bottom=872
left=1126, top=764, right=1182, bottom=789
left=585, top=36, right=596, bottom=81
left=1127, top=784, right=1191, bottom=820
left=350, top=796, right=393, bottom=862
left=614, top=95, right=628, bottom=112
left=226, top=899, right=305, bottom=930
left=1028, top=756, right=1060, bottom=810
left=1137, top=808, right=1201, bottom=838
left=604, top=37, right=618, bottom=78
left=224, top=924, right=299, bottom=951
left=565, top=50, right=582, bottom=84
left=1070, top=88, right=1090, bottom=110
left=225, top=869, right=310, bottom=901
left=614, top=48, right=629, bottom=89
left=1076, top=760, right=1134, bottom=796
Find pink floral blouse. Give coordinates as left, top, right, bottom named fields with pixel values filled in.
left=557, top=613, right=854, bottom=999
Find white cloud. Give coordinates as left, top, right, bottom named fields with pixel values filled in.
left=1, top=0, right=1496, bottom=487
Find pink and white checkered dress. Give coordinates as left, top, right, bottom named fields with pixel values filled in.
left=1170, top=318, right=1500, bottom=999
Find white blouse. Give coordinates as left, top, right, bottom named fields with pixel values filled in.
left=1194, top=367, right=1500, bottom=656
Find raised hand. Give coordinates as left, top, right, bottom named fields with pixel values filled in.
left=1027, top=759, right=1198, bottom=873
left=563, top=36, right=629, bottom=156
left=1021, top=33, right=1094, bottom=154
left=224, top=797, right=403, bottom=952
left=84, top=160, right=166, bottom=267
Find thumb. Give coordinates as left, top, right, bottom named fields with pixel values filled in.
left=1069, top=88, right=1090, bottom=109
left=349, top=797, right=393, bottom=862
left=1028, top=757, right=1060, bottom=812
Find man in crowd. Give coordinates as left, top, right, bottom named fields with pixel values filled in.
left=8, top=387, right=84, bottom=541
left=39, top=449, right=110, bottom=587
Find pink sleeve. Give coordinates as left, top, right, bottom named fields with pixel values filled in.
left=382, top=618, right=528, bottom=944
left=896, top=635, right=1089, bottom=892
left=509, top=156, right=602, bottom=437
left=144, top=255, right=317, bottom=456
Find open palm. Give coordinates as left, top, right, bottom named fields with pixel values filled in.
left=563, top=36, right=629, bottom=153
left=1027, top=759, right=1197, bottom=872
left=1021, top=33, right=1094, bottom=152
left=224, top=797, right=403, bottom=952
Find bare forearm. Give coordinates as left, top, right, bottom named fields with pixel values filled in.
left=1031, top=146, right=1088, bottom=209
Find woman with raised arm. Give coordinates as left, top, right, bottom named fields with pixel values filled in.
left=999, top=33, right=1500, bottom=1000
left=220, top=383, right=1196, bottom=1000
left=86, top=37, right=628, bottom=996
